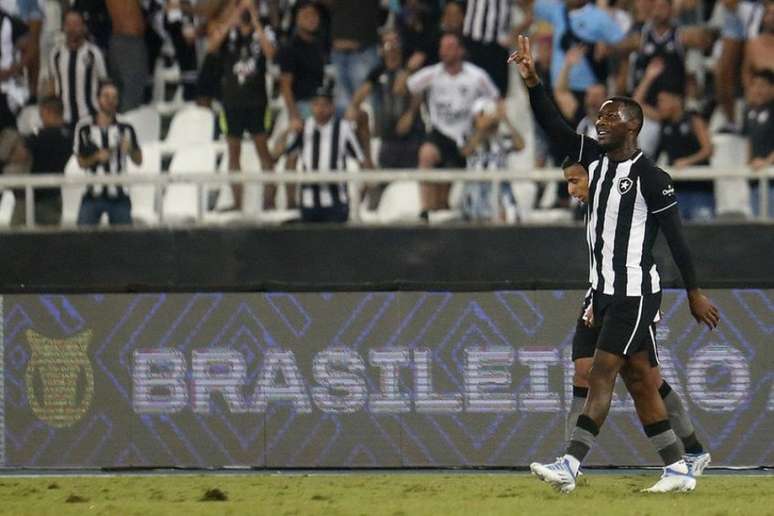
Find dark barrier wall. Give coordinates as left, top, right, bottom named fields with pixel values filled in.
left=3, top=290, right=772, bottom=468
left=1, top=224, right=773, bottom=292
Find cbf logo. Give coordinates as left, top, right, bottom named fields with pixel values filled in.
left=617, top=177, right=634, bottom=195
left=25, top=330, right=95, bottom=428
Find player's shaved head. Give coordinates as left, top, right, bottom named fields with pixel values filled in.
left=607, top=96, right=644, bottom=134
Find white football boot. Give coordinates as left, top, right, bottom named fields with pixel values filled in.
left=684, top=452, right=711, bottom=476
left=642, top=460, right=697, bottom=493
left=530, top=456, right=577, bottom=494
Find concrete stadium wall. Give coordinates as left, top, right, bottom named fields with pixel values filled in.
left=2, top=290, right=772, bottom=468
left=0, top=224, right=772, bottom=292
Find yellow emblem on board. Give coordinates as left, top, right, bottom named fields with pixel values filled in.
left=25, top=330, right=95, bottom=428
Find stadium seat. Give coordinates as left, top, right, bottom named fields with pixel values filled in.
left=376, top=181, right=421, bottom=223
left=0, top=189, right=15, bottom=227
left=162, top=145, right=217, bottom=223
left=711, top=134, right=751, bottom=219
left=121, top=106, right=161, bottom=145
left=127, top=141, right=161, bottom=225
left=16, top=104, right=41, bottom=135
left=61, top=155, right=87, bottom=226
left=164, top=105, right=215, bottom=150
left=214, top=142, right=264, bottom=215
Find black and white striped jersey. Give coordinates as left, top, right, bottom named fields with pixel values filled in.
left=463, top=0, right=512, bottom=45
left=286, top=116, right=365, bottom=210
left=575, top=135, right=678, bottom=296
left=50, top=42, right=108, bottom=126
left=74, top=116, right=139, bottom=197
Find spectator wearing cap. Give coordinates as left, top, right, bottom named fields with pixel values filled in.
left=460, top=98, right=525, bottom=222
left=281, top=81, right=373, bottom=223
left=744, top=69, right=774, bottom=217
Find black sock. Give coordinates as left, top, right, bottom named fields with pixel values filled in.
left=566, top=414, right=599, bottom=463
left=682, top=433, right=704, bottom=454
left=644, top=420, right=682, bottom=466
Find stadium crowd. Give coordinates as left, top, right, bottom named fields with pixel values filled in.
left=0, top=0, right=771, bottom=226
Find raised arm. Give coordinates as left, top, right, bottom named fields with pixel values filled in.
left=508, top=35, right=589, bottom=163
left=553, top=45, right=587, bottom=121
left=632, top=58, right=664, bottom=121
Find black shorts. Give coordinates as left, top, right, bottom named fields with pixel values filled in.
left=572, top=291, right=661, bottom=367
left=425, top=129, right=466, bottom=169
left=594, top=291, right=662, bottom=361
left=223, top=104, right=267, bottom=137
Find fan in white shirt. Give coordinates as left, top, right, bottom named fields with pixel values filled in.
left=398, top=32, right=499, bottom=218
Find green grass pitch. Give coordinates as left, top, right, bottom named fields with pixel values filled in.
left=0, top=473, right=771, bottom=515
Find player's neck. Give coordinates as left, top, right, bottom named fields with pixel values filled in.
left=606, top=141, right=639, bottom=161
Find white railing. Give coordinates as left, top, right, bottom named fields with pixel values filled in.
left=1, top=166, right=770, bottom=227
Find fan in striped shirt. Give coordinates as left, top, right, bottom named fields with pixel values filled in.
left=510, top=35, right=719, bottom=494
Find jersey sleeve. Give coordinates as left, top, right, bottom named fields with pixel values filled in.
left=640, top=166, right=678, bottom=214
left=407, top=66, right=435, bottom=95
left=477, top=69, right=500, bottom=99
left=342, top=121, right=366, bottom=162
left=74, top=123, right=96, bottom=157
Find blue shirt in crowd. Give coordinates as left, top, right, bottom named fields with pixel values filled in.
left=534, top=0, right=624, bottom=91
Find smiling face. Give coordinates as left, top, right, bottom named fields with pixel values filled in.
left=564, top=163, right=589, bottom=203
left=595, top=99, right=638, bottom=151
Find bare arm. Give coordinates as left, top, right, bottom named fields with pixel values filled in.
left=741, top=39, right=756, bottom=93
left=679, top=26, right=713, bottom=51
left=395, top=93, right=423, bottom=136
left=632, top=58, right=663, bottom=121
left=280, top=73, right=300, bottom=123
left=553, top=45, right=585, bottom=121
left=347, top=81, right=372, bottom=112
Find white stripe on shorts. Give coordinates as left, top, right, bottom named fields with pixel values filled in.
left=623, top=296, right=644, bottom=355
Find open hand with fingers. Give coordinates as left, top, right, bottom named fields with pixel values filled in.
left=688, top=289, right=720, bottom=329
left=507, top=35, right=540, bottom=87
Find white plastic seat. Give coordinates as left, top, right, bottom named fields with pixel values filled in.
left=0, top=189, right=15, bottom=227
left=162, top=144, right=217, bottom=223
left=377, top=180, right=421, bottom=223
left=16, top=104, right=41, bottom=135
left=121, top=106, right=161, bottom=145
left=711, top=134, right=751, bottom=218
left=61, top=156, right=87, bottom=226
left=127, top=141, right=161, bottom=225
left=164, top=105, right=215, bottom=150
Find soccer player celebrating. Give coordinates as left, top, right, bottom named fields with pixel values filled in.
left=509, top=35, right=719, bottom=494
left=562, top=159, right=711, bottom=477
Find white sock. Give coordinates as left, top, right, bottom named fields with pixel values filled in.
left=563, top=454, right=581, bottom=476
